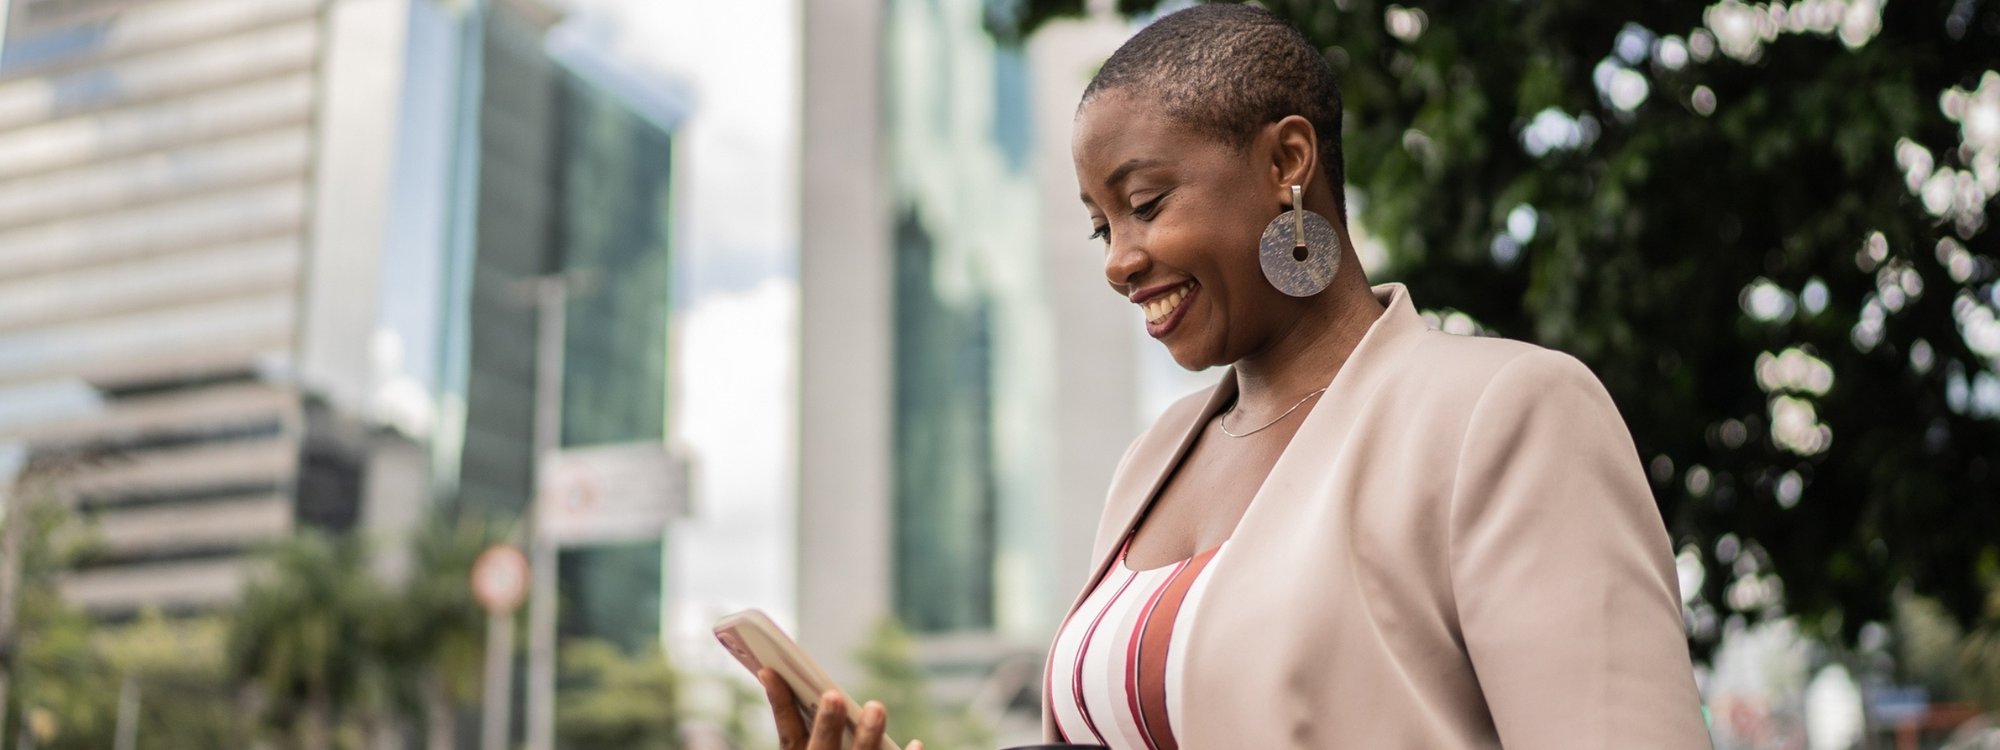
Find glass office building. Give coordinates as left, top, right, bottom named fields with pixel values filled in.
left=0, top=0, right=680, bottom=651
left=450, top=0, right=680, bottom=651
left=548, top=50, right=678, bottom=652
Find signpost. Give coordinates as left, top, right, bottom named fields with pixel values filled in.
left=473, top=544, right=529, bottom=750
left=536, top=442, right=687, bottom=546
left=521, top=275, right=688, bottom=750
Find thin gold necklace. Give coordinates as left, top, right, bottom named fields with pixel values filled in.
left=1217, top=387, right=1328, bottom=438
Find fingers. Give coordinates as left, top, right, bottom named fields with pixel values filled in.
left=758, top=671, right=902, bottom=750
left=854, top=700, right=888, bottom=750
left=809, top=691, right=848, bottom=749
left=758, top=669, right=809, bottom=748
left=906, top=742, right=924, bottom=750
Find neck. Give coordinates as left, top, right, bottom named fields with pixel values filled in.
left=1230, top=259, right=1384, bottom=413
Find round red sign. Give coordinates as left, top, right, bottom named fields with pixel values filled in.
left=471, top=544, right=530, bottom=614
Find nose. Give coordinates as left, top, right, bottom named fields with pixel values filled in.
left=1103, top=235, right=1150, bottom=292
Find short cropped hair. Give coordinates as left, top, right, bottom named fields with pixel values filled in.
left=1081, top=4, right=1346, bottom=219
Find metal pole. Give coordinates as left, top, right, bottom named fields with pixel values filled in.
left=0, top=1, right=14, bottom=71
left=114, top=676, right=139, bottom=750
left=0, top=447, right=30, bottom=738
left=525, top=277, right=566, bottom=750
left=479, top=610, right=516, bottom=750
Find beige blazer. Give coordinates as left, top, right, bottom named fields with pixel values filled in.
left=1043, top=284, right=1710, bottom=748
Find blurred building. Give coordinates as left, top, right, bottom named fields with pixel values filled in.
left=799, top=0, right=1140, bottom=734
left=0, top=0, right=386, bottom=614
left=0, top=0, right=682, bottom=649
left=456, top=0, right=683, bottom=651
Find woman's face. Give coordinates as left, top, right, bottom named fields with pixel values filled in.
left=1073, top=91, right=1294, bottom=370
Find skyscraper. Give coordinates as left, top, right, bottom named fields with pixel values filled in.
left=0, top=0, right=405, bottom=614
left=0, top=0, right=682, bottom=650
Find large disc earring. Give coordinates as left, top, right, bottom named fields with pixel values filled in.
left=1258, top=184, right=1340, bottom=297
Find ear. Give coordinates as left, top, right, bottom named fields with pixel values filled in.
left=1264, top=115, right=1319, bottom=207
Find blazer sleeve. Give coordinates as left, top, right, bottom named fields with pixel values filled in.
left=1447, top=349, right=1711, bottom=748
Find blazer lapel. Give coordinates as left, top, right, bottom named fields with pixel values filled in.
left=1054, top=283, right=1429, bottom=624
left=1058, top=375, right=1236, bottom=621
left=1041, top=284, right=1431, bottom=741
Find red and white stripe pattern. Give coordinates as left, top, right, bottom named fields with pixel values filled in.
left=1047, top=539, right=1226, bottom=750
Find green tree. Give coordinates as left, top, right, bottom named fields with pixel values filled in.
left=373, top=513, right=503, bottom=750
left=95, top=611, right=243, bottom=749
left=1961, top=583, right=2000, bottom=711
left=0, top=471, right=243, bottom=750
left=555, top=639, right=683, bottom=749
left=227, top=530, right=385, bottom=750
left=4, top=497, right=115, bottom=750
left=854, top=618, right=992, bottom=750
left=993, top=0, right=2000, bottom=653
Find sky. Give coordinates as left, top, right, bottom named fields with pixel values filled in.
left=551, top=0, right=801, bottom=655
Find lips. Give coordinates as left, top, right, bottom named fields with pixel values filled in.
left=1136, top=280, right=1198, bottom=338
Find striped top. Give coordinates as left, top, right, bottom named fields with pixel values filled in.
left=1046, top=539, right=1226, bottom=750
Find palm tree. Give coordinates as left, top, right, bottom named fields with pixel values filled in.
left=227, top=530, right=383, bottom=750
left=374, top=513, right=499, bottom=750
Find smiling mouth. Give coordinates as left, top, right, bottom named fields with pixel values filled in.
left=1141, top=281, right=1194, bottom=323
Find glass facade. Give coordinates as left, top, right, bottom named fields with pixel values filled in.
left=549, top=60, right=676, bottom=653
left=0, top=0, right=677, bottom=637
left=444, top=0, right=676, bottom=651
left=454, top=2, right=557, bottom=520
left=884, top=0, right=1054, bottom=635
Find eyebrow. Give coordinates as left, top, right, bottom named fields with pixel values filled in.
left=1080, top=158, right=1168, bottom=205
left=1104, top=158, right=1166, bottom=189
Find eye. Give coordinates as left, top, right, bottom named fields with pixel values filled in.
left=1088, top=224, right=1109, bottom=243
left=1133, top=194, right=1165, bottom=220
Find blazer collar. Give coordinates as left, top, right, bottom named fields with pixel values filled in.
left=1062, top=283, right=1432, bottom=620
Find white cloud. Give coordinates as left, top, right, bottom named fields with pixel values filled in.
left=667, top=277, right=797, bottom=657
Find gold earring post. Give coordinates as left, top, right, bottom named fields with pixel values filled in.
left=1291, top=184, right=1305, bottom=248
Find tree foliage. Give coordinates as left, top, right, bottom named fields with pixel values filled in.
left=854, top=617, right=994, bottom=750
left=1, top=481, right=241, bottom=749
left=4, top=495, right=116, bottom=750
left=555, top=639, right=683, bottom=750
left=227, top=530, right=384, bottom=750
left=227, top=513, right=511, bottom=749
left=373, top=513, right=505, bottom=750
left=95, top=612, right=242, bottom=750
left=993, top=0, right=2000, bottom=653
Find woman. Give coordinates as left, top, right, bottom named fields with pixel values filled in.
left=762, top=5, right=1710, bottom=748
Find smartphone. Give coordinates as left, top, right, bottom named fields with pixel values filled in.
left=714, top=609, right=900, bottom=750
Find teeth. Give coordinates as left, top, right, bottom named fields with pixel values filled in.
left=1142, top=283, right=1193, bottom=324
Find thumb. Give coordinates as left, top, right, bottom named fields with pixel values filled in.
left=905, top=742, right=923, bottom=750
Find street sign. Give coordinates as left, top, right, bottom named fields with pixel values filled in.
left=536, top=442, right=686, bottom=546
left=471, top=544, right=530, bottom=614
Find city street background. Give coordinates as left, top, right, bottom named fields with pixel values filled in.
left=0, top=0, right=1996, bottom=748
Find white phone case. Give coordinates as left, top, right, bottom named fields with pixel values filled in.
left=714, top=608, right=901, bottom=750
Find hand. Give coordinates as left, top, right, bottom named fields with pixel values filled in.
left=757, top=668, right=924, bottom=750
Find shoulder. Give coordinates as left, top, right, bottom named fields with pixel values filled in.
left=1387, top=330, right=1609, bottom=415
left=1350, top=330, right=1630, bottom=474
